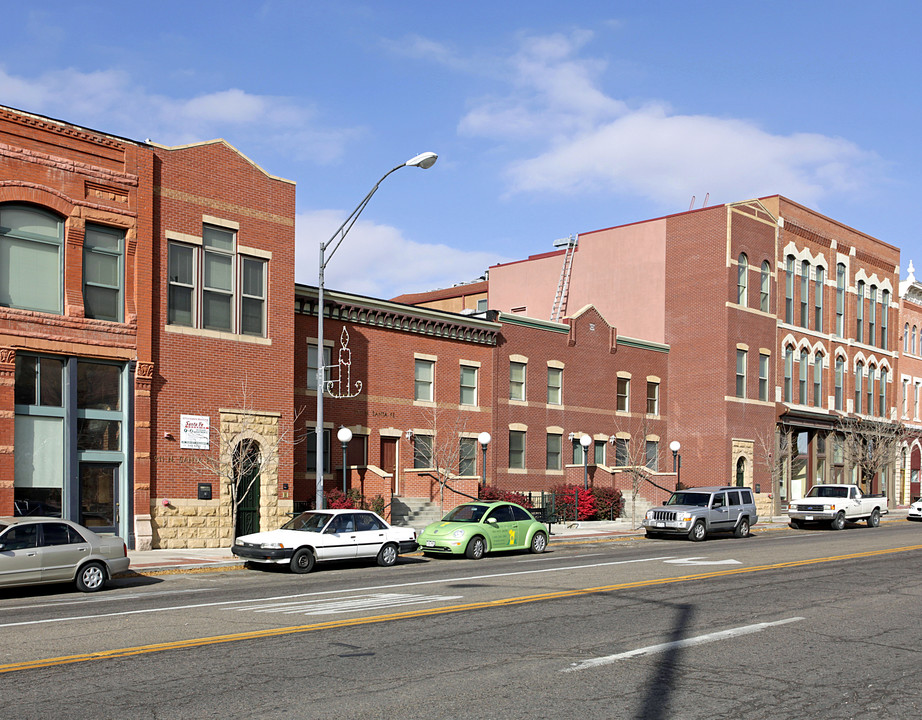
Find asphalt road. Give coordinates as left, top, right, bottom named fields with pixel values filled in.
left=3, top=520, right=922, bottom=719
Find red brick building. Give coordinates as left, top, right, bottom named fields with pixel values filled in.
left=898, top=262, right=922, bottom=503
left=0, top=106, right=295, bottom=549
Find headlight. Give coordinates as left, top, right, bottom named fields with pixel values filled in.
left=261, top=542, right=284, bottom=549
left=451, top=529, right=465, bottom=539
left=645, top=510, right=654, bottom=519
left=680, top=514, right=693, bottom=522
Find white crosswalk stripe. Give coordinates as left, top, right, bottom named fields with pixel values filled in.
left=228, top=592, right=463, bottom=616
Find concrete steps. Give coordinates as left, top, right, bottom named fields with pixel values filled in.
left=391, top=497, right=444, bottom=532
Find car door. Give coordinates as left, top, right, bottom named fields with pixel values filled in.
left=0, top=523, right=42, bottom=587
left=725, top=491, right=743, bottom=529
left=510, top=505, right=536, bottom=549
left=483, top=504, right=517, bottom=550
left=351, top=512, right=388, bottom=558
left=318, top=513, right=358, bottom=561
left=708, top=492, right=732, bottom=531
left=39, top=522, right=91, bottom=582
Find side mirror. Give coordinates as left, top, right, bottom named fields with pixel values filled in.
left=486, top=517, right=497, bottom=525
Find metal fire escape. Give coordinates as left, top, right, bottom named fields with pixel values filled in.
left=550, top=234, right=578, bottom=322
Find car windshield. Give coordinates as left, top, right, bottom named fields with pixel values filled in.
left=806, top=486, right=848, bottom=499
left=281, top=512, right=331, bottom=532
left=442, top=504, right=488, bottom=523
left=0, top=522, right=7, bottom=535
left=666, top=492, right=711, bottom=507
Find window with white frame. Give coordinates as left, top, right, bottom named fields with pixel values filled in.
left=167, top=223, right=267, bottom=336
left=414, top=434, right=433, bottom=468
left=547, top=366, right=562, bottom=405
left=0, top=204, right=64, bottom=314
left=835, top=357, right=844, bottom=411
left=414, top=359, right=435, bottom=402
left=800, top=261, right=810, bottom=328
left=799, top=349, right=809, bottom=404
left=785, top=255, right=795, bottom=324
left=759, top=353, right=770, bottom=402
left=509, top=361, right=526, bottom=401
left=459, top=437, right=477, bottom=476
left=615, top=438, right=629, bottom=467
left=307, top=344, right=332, bottom=392
left=647, top=380, right=659, bottom=415
left=760, top=261, right=771, bottom=312
left=459, top=364, right=478, bottom=406
left=509, top=430, right=526, bottom=469
left=855, top=361, right=864, bottom=413
left=857, top=280, right=865, bottom=342
left=784, top=346, right=794, bottom=402
left=813, top=353, right=824, bottom=408
left=546, top=433, right=562, bottom=471
left=737, top=253, right=748, bottom=305
left=645, top=440, right=658, bottom=470
left=814, top=265, right=824, bottom=332
left=83, top=223, right=124, bottom=322
left=305, top=428, right=331, bottom=473
left=594, top=440, right=605, bottom=466
left=736, top=350, right=747, bottom=398
left=868, top=285, right=877, bottom=347
left=616, top=377, right=630, bottom=412
left=836, top=263, right=846, bottom=337
left=879, top=368, right=888, bottom=417
left=881, top=289, right=889, bottom=349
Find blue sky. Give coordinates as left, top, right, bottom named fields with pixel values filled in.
left=3, top=2, right=921, bottom=299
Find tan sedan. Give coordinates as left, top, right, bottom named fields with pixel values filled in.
left=0, top=516, right=130, bottom=592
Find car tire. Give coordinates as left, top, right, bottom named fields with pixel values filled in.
left=529, top=531, right=547, bottom=554
left=75, top=561, right=107, bottom=592
left=789, top=519, right=803, bottom=529
left=465, top=536, right=486, bottom=559
left=830, top=512, right=846, bottom=531
left=733, top=518, right=750, bottom=538
left=867, top=508, right=881, bottom=528
left=377, top=543, right=398, bottom=567
left=290, top=547, right=316, bottom=574
left=688, top=520, right=707, bottom=542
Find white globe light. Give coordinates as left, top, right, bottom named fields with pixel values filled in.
left=580, top=434, right=592, bottom=448
left=337, top=427, right=353, bottom=444
left=478, top=431, right=491, bottom=446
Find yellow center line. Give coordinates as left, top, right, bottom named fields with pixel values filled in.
left=4, top=543, right=921, bottom=674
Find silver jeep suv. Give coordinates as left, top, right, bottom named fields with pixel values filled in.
left=642, top=486, right=758, bottom=541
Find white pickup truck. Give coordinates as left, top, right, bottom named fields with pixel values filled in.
left=787, top=484, right=888, bottom=530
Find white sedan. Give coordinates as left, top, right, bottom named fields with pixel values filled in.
left=908, top=499, right=922, bottom=521
left=232, top=509, right=418, bottom=573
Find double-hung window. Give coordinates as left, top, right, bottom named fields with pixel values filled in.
left=737, top=254, right=748, bottom=305
left=759, top=353, right=770, bottom=402
left=414, top=434, right=433, bottom=469
left=0, top=204, right=64, bottom=314
left=760, top=261, right=771, bottom=312
left=546, top=433, right=562, bottom=471
left=307, top=344, right=332, bottom=393
left=459, top=437, right=477, bottom=476
left=509, top=430, right=526, bottom=469
left=736, top=350, right=747, bottom=398
left=616, top=377, right=630, bottom=412
left=460, top=364, right=478, bottom=406
left=547, top=366, right=562, bottom=405
left=83, top=224, right=124, bottom=322
left=647, top=380, right=659, bottom=415
left=167, top=223, right=267, bottom=337
left=414, top=359, right=435, bottom=402
left=510, top=361, right=526, bottom=401
left=835, top=264, right=846, bottom=337
left=814, top=265, right=824, bottom=332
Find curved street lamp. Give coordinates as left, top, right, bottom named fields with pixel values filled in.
left=315, top=153, right=438, bottom=509
left=478, top=431, right=491, bottom=491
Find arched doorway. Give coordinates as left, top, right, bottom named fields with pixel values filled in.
left=234, top=439, right=261, bottom=538
left=912, top=446, right=921, bottom=502
left=736, top=457, right=746, bottom=487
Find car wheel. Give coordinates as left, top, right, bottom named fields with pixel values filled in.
left=688, top=521, right=707, bottom=542
left=830, top=512, right=846, bottom=531
left=465, top=536, right=486, bottom=559
left=289, top=547, right=316, bottom=574
left=867, top=508, right=881, bottom=528
left=377, top=543, right=398, bottom=567
left=733, top=518, right=750, bottom=538
left=529, top=531, right=547, bottom=554
left=75, top=561, right=107, bottom=592
left=789, top=519, right=803, bottom=529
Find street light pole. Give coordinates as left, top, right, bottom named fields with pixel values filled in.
left=580, top=433, right=592, bottom=490
left=338, top=426, right=353, bottom=494
left=315, top=153, right=437, bottom=509
left=478, top=431, right=491, bottom=492
left=670, top=440, right=681, bottom=490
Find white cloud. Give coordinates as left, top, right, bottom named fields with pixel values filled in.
left=296, top=210, right=509, bottom=299
left=458, top=31, right=880, bottom=208
left=0, top=66, right=356, bottom=164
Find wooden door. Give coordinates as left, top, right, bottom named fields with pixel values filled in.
left=380, top=437, right=397, bottom=493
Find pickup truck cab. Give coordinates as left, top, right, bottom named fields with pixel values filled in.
left=642, top=486, right=758, bottom=541
left=787, top=484, right=887, bottom=530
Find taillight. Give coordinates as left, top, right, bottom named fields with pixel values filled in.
left=122, top=541, right=128, bottom=557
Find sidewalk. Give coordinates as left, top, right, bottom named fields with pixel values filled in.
left=124, top=508, right=910, bottom=575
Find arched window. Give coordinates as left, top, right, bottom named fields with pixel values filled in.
left=785, top=255, right=795, bottom=324
left=834, top=356, right=844, bottom=411
left=814, top=352, right=824, bottom=408
left=760, top=261, right=771, bottom=312
left=857, top=280, right=865, bottom=342
left=867, top=364, right=877, bottom=416
left=784, top=345, right=794, bottom=402
left=906, top=323, right=910, bottom=353
left=737, top=253, right=748, bottom=306
left=869, top=285, right=878, bottom=346
left=836, top=263, right=846, bottom=336
left=799, top=349, right=809, bottom=404
left=815, top=266, right=825, bottom=332
left=800, top=261, right=810, bottom=327
left=880, top=368, right=888, bottom=417
left=855, top=361, right=864, bottom=413
left=881, top=289, right=890, bottom=349
left=736, top=457, right=746, bottom=487
left=913, top=326, right=918, bottom=354
left=0, top=203, right=65, bottom=314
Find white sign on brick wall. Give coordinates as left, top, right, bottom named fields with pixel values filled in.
left=180, top=414, right=210, bottom=449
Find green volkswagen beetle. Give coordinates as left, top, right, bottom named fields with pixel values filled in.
left=417, top=501, right=548, bottom=559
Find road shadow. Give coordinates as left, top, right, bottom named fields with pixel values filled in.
left=634, top=601, right=695, bottom=720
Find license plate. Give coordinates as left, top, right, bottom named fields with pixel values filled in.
left=425, top=540, right=435, bottom=547
left=655, top=522, right=665, bottom=528
left=805, top=516, right=814, bottom=520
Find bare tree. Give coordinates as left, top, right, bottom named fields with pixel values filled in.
left=194, top=378, right=305, bottom=545
left=837, top=416, right=909, bottom=494
left=417, top=403, right=470, bottom=511
left=611, top=413, right=663, bottom=529
left=755, top=426, right=793, bottom=511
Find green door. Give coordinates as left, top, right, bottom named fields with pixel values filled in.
left=234, top=441, right=261, bottom=538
